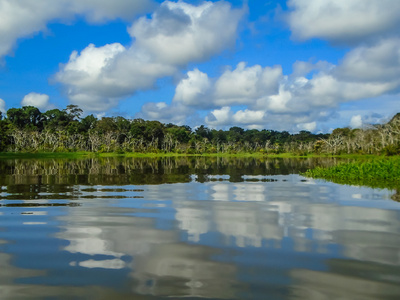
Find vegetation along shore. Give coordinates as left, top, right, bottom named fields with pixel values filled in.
left=302, top=156, right=400, bottom=190
left=1, top=105, right=400, bottom=156
left=1, top=105, right=399, bottom=189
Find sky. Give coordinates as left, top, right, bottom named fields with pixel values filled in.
left=0, top=0, right=399, bottom=133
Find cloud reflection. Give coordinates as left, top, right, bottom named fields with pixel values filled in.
left=1, top=157, right=399, bottom=299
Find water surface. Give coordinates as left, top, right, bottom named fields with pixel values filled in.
left=0, top=157, right=399, bottom=299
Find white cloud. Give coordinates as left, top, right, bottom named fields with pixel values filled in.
left=0, top=98, right=6, bottom=113
left=350, top=115, right=363, bottom=128
left=173, top=69, right=211, bottom=107
left=306, top=74, right=396, bottom=106
left=232, top=109, right=265, bottom=125
left=297, top=122, right=316, bottom=132
left=171, top=62, right=283, bottom=111
left=56, top=43, right=176, bottom=111
left=205, top=107, right=232, bottom=127
left=63, top=43, right=126, bottom=80
left=287, top=0, right=400, bottom=44
left=21, top=92, right=50, bottom=110
left=56, top=1, right=244, bottom=112
left=128, top=1, right=244, bottom=65
left=256, top=84, right=293, bottom=113
left=0, top=0, right=154, bottom=58
left=213, top=62, right=282, bottom=106
left=335, top=38, right=400, bottom=83
left=138, top=102, right=193, bottom=125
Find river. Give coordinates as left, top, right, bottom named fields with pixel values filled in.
left=0, top=157, right=399, bottom=299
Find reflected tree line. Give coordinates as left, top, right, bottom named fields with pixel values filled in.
left=0, top=156, right=350, bottom=204
left=0, top=105, right=399, bottom=155
left=0, top=156, right=338, bottom=186
left=0, top=156, right=398, bottom=202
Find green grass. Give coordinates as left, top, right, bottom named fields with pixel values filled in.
left=303, top=157, right=400, bottom=189
left=0, top=150, right=389, bottom=160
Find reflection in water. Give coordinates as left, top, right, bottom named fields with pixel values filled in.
left=0, top=156, right=339, bottom=185
left=132, top=243, right=239, bottom=298
left=0, top=157, right=399, bottom=299
left=291, top=262, right=400, bottom=300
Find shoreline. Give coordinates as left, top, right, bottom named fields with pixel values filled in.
left=0, top=151, right=385, bottom=160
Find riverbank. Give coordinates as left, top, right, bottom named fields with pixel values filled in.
left=0, top=151, right=398, bottom=190
left=0, top=150, right=380, bottom=160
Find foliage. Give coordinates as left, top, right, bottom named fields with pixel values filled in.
left=303, top=157, right=400, bottom=189
left=1, top=104, right=400, bottom=158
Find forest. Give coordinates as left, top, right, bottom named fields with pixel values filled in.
left=0, top=105, right=399, bottom=156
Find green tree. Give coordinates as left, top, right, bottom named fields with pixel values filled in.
left=80, top=114, right=98, bottom=132
left=0, top=113, right=10, bottom=151
left=64, top=104, right=83, bottom=121
left=7, top=106, right=43, bottom=130
left=43, top=109, right=70, bottom=131
left=227, top=126, right=244, bottom=143
left=195, top=125, right=212, bottom=141
left=95, top=117, right=118, bottom=134
left=166, top=126, right=191, bottom=143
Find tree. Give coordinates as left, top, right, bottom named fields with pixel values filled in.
left=64, top=104, right=83, bottom=121
left=0, top=113, right=10, bottom=151
left=7, top=106, right=43, bottom=130
left=227, top=126, right=244, bottom=143
left=167, top=126, right=191, bottom=144
left=143, top=120, right=164, bottom=143
left=43, top=109, right=70, bottom=131
left=210, top=129, right=225, bottom=143
left=95, top=117, right=118, bottom=134
left=7, top=108, right=25, bottom=129
left=114, top=116, right=131, bottom=133
left=195, top=125, right=212, bottom=141
left=80, top=114, right=97, bottom=132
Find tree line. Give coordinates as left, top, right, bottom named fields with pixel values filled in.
left=0, top=105, right=399, bottom=155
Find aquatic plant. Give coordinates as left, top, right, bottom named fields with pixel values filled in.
left=303, top=157, right=400, bottom=189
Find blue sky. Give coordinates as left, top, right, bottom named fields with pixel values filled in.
left=0, top=0, right=399, bottom=133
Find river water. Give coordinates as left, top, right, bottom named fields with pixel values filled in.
left=0, top=157, right=399, bottom=299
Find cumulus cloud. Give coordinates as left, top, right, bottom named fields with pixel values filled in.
left=297, top=122, right=316, bottom=132
left=0, top=0, right=154, bottom=59
left=129, top=1, right=243, bottom=66
left=173, top=69, right=212, bottom=107
left=0, top=98, right=6, bottom=113
left=171, top=62, right=282, bottom=110
left=335, top=38, right=400, bottom=83
left=55, top=1, right=244, bottom=112
left=213, top=63, right=282, bottom=107
left=140, top=41, right=400, bottom=132
left=350, top=115, right=363, bottom=129
left=55, top=43, right=175, bottom=111
left=206, top=107, right=232, bottom=127
left=206, top=108, right=266, bottom=128
left=287, top=0, right=400, bottom=44
left=137, top=102, right=193, bottom=125
left=21, top=92, right=51, bottom=110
